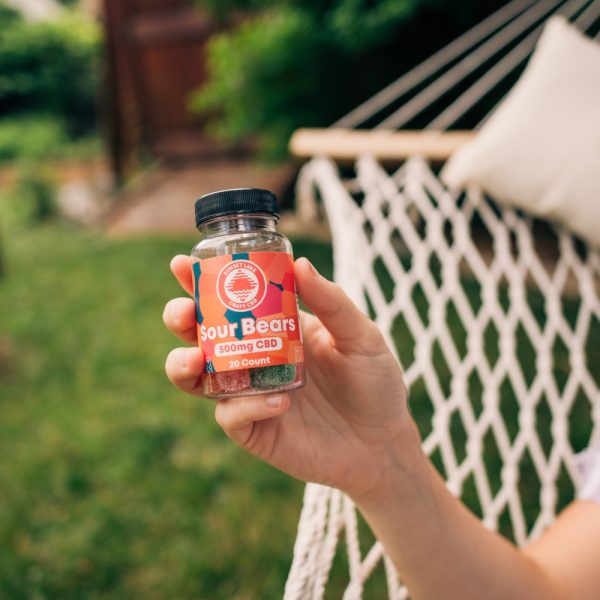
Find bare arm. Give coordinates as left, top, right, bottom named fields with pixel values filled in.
left=164, top=255, right=600, bottom=599
left=353, top=426, right=600, bottom=600
left=524, top=501, right=600, bottom=600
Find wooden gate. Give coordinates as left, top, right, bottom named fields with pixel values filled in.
left=103, top=0, right=223, bottom=182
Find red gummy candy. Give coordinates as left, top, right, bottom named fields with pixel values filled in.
left=206, top=369, right=251, bottom=395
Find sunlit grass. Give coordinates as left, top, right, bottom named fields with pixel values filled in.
left=0, top=223, right=596, bottom=598
left=0, top=225, right=334, bottom=599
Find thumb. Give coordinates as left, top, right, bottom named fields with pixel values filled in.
left=294, top=257, right=380, bottom=352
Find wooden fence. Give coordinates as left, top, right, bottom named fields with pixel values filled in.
left=103, top=0, right=224, bottom=182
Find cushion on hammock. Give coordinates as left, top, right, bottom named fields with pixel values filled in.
left=442, top=16, right=600, bottom=247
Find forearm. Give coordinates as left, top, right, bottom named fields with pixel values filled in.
left=351, top=421, right=564, bottom=600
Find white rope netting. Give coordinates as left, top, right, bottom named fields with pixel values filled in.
left=285, top=156, right=600, bottom=600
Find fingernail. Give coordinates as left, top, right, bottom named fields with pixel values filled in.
left=265, top=394, right=283, bottom=408
left=177, top=348, right=191, bottom=369
left=172, top=298, right=187, bottom=326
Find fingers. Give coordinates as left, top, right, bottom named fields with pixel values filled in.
left=170, top=255, right=194, bottom=296
left=298, top=310, right=321, bottom=339
left=165, top=346, right=204, bottom=396
left=294, top=257, right=380, bottom=351
left=163, top=297, right=197, bottom=343
left=214, top=393, right=291, bottom=448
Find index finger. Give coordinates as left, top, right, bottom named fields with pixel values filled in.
left=170, top=255, right=194, bottom=296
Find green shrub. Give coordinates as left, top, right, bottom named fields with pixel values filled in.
left=0, top=5, right=101, bottom=135
left=191, top=8, right=334, bottom=159
left=191, top=0, right=506, bottom=159
left=0, top=2, right=20, bottom=24
left=0, top=167, right=57, bottom=227
left=0, top=116, right=68, bottom=163
left=0, top=115, right=101, bottom=163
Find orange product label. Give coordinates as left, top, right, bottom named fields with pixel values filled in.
left=192, top=251, right=304, bottom=373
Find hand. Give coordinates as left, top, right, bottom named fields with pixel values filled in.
left=163, top=255, right=419, bottom=501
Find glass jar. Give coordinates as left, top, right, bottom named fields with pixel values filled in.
left=191, top=188, right=305, bottom=399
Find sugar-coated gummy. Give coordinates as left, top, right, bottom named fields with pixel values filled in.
left=250, top=364, right=296, bottom=389
left=217, top=369, right=251, bottom=392
left=206, top=369, right=251, bottom=395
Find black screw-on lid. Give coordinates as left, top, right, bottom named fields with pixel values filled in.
left=195, top=188, right=279, bottom=228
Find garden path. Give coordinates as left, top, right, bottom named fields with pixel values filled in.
left=106, top=160, right=331, bottom=240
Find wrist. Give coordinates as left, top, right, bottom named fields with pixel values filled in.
left=349, top=417, right=431, bottom=512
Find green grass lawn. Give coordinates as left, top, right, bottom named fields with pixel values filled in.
left=0, top=223, right=597, bottom=599
left=0, top=224, right=334, bottom=600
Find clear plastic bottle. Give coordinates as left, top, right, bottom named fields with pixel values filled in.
left=191, top=188, right=305, bottom=399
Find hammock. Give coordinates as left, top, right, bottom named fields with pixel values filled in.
left=285, top=1, right=600, bottom=598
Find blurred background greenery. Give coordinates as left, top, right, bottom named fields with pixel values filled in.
left=0, top=3, right=100, bottom=163
left=1, top=0, right=594, bottom=598
left=190, top=0, right=508, bottom=158
left=0, top=226, right=332, bottom=598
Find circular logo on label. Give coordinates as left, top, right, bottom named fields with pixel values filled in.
left=217, top=259, right=267, bottom=312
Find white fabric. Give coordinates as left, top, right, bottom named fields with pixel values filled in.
left=576, top=445, right=600, bottom=503
left=441, top=17, right=600, bottom=248
left=286, top=156, right=600, bottom=599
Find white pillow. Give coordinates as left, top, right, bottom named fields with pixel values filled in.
left=441, top=17, right=600, bottom=247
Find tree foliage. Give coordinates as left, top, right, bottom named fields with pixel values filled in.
left=0, top=3, right=101, bottom=135
left=191, top=0, right=506, bottom=159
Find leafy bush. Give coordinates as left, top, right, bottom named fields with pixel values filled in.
left=0, top=4, right=101, bottom=135
left=191, top=0, right=506, bottom=159
left=0, top=116, right=68, bottom=163
left=0, top=2, right=20, bottom=24
left=0, top=167, right=57, bottom=227
left=0, top=115, right=101, bottom=163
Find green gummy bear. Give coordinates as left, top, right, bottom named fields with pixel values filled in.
left=250, top=364, right=296, bottom=389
